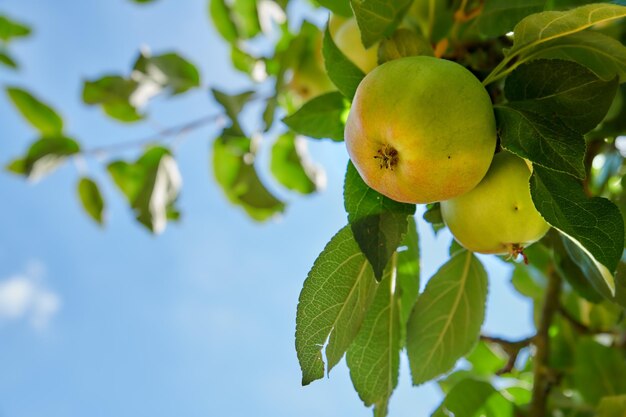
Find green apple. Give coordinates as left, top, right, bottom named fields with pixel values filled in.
left=441, top=151, right=551, bottom=255
left=345, top=56, right=496, bottom=203
left=333, top=18, right=379, bottom=73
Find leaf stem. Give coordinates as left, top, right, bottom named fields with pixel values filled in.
left=530, top=267, right=562, bottom=417
left=480, top=334, right=533, bottom=375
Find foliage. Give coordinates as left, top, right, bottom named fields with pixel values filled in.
left=4, top=1, right=626, bottom=416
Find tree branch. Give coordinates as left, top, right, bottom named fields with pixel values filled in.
left=530, top=267, right=562, bottom=417
left=480, top=334, right=533, bottom=375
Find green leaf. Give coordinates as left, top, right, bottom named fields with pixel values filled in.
left=0, top=49, right=17, bottom=69
left=211, top=89, right=255, bottom=136
left=597, top=395, right=626, bottom=417
left=295, top=225, right=378, bottom=385
left=130, top=0, right=158, bottom=3
left=270, top=133, right=320, bottom=194
left=531, top=165, right=624, bottom=276
left=466, top=341, right=508, bottom=376
left=350, top=0, right=413, bottom=48
left=282, top=92, right=347, bottom=141
left=378, top=29, right=434, bottom=64
left=407, top=251, right=488, bottom=385
left=344, top=161, right=416, bottom=280
left=472, top=0, right=545, bottom=38
left=6, top=87, right=64, bottom=136
left=423, top=203, right=445, bottom=234
left=396, top=216, right=420, bottom=346
left=231, top=0, right=261, bottom=39
left=77, top=177, right=105, bottom=225
left=346, top=253, right=401, bottom=417
left=0, top=15, right=31, bottom=42
left=20, top=136, right=80, bottom=181
left=133, top=52, right=201, bottom=95
left=518, top=31, right=626, bottom=82
left=108, top=147, right=181, bottom=233
left=323, top=25, right=366, bottom=100
left=504, top=60, right=618, bottom=134
left=574, top=338, right=626, bottom=405
left=213, top=134, right=285, bottom=221
left=495, top=104, right=585, bottom=178
left=432, top=379, right=497, bottom=417
left=209, top=0, right=238, bottom=42
left=82, top=76, right=142, bottom=122
left=317, top=0, right=353, bottom=17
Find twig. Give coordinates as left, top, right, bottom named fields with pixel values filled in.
left=480, top=335, right=534, bottom=375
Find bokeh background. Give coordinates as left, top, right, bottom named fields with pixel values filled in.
left=0, top=1, right=532, bottom=416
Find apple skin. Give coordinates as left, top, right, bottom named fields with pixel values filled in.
left=441, top=151, right=551, bottom=255
left=333, top=18, right=379, bottom=73
left=345, top=56, right=497, bottom=204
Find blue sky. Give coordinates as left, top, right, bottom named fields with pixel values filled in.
left=0, top=1, right=534, bottom=416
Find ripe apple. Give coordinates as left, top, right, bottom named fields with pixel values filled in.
left=441, top=151, right=551, bottom=255
left=345, top=56, right=496, bottom=203
left=333, top=18, right=379, bottom=73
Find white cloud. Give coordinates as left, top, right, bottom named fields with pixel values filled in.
left=0, top=262, right=61, bottom=330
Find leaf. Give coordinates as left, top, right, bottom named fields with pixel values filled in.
left=0, top=49, right=17, bottom=69
left=495, top=104, right=585, bottom=178
left=507, top=3, right=626, bottom=59
left=270, top=133, right=321, bottom=194
left=472, top=0, right=545, bottom=38
left=350, top=0, right=413, bottom=48
left=344, top=161, right=416, bottom=280
left=423, top=203, right=445, bottom=234
left=133, top=52, right=201, bottom=95
left=213, top=134, right=285, bottom=221
left=108, top=147, right=181, bottom=233
left=396, top=216, right=420, bottom=345
left=0, top=15, right=31, bottom=42
left=504, top=60, right=618, bottom=134
left=209, top=0, right=238, bottom=42
left=322, top=25, right=366, bottom=100
left=211, top=89, right=255, bottom=136
left=406, top=251, right=488, bottom=385
left=77, top=177, right=105, bottom=225
left=295, top=225, right=378, bottom=385
left=432, top=379, right=497, bottom=417
left=21, top=136, right=80, bottom=181
left=282, top=92, right=347, bottom=141
left=82, top=76, right=142, bottom=122
left=466, top=341, right=507, bottom=376
left=574, top=338, right=626, bottom=405
left=6, top=87, right=64, bottom=136
left=519, top=31, right=626, bottom=82
left=530, top=165, right=624, bottom=276
left=317, top=0, right=353, bottom=17
left=231, top=0, right=261, bottom=39
left=378, top=29, right=434, bottom=63
left=346, top=254, right=401, bottom=416
left=597, top=395, right=626, bottom=417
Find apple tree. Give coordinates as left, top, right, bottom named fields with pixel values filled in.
left=3, top=0, right=626, bottom=416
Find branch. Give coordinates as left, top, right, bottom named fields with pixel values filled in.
left=558, top=305, right=618, bottom=336
left=530, top=267, right=562, bottom=417
left=480, top=334, right=534, bottom=375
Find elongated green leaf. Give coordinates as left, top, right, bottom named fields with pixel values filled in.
left=317, top=0, right=352, bottom=17
left=78, top=177, right=105, bottom=225
left=0, top=49, right=17, bottom=69
left=231, top=0, right=261, bottom=39
left=574, top=338, right=626, bottom=405
left=0, top=15, right=31, bottom=42
left=133, top=52, right=201, bottom=95
left=519, top=31, right=626, bottom=82
left=407, top=251, right=488, bottom=385
left=397, top=216, right=419, bottom=345
left=82, top=76, right=142, bottom=122
left=346, top=254, right=400, bottom=417
left=296, top=225, right=378, bottom=385
left=508, top=4, right=626, bottom=58
left=6, top=87, right=64, bottom=136
left=432, top=379, right=497, bottom=417
left=597, top=395, right=626, bottom=417
left=209, top=0, right=238, bottom=42
left=270, top=133, right=320, bottom=194
left=323, top=25, right=366, bottom=100
left=530, top=166, right=624, bottom=275
left=350, top=0, right=412, bottom=48
left=20, top=136, right=80, bottom=181
left=344, top=162, right=416, bottom=279
left=211, top=89, right=255, bottom=136
left=472, top=0, right=545, bottom=38
left=282, top=92, right=347, bottom=141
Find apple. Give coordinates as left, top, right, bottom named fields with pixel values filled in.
left=288, top=31, right=335, bottom=102
left=345, top=55, right=496, bottom=203
left=333, top=18, right=379, bottom=73
left=441, top=151, right=551, bottom=255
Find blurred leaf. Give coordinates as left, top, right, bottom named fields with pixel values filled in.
left=209, top=0, right=239, bottom=42
left=378, top=29, right=434, bottom=64
left=405, top=0, right=454, bottom=42
left=282, top=91, right=347, bottom=141
left=344, top=161, right=416, bottom=280
left=597, top=395, right=626, bottom=417
left=230, top=46, right=257, bottom=74
left=213, top=134, right=285, bottom=221
left=5, top=158, right=26, bottom=175
left=211, top=89, right=255, bottom=136
left=531, top=166, right=624, bottom=278
left=347, top=254, right=401, bottom=417
left=6, top=87, right=64, bottom=136
left=0, top=49, right=17, bottom=69
left=466, top=341, right=507, bottom=376
left=0, top=15, right=31, bottom=42
left=133, top=52, right=201, bottom=95
left=432, top=379, right=497, bottom=417
left=108, top=147, right=181, bottom=233
left=472, top=0, right=545, bottom=38
left=574, top=338, right=626, bottom=405
left=232, top=0, right=261, bottom=39
left=295, top=225, right=378, bottom=385
left=83, top=76, right=142, bottom=122
left=423, top=203, right=445, bottom=234
left=317, top=0, right=352, bottom=17
left=323, top=25, right=365, bottom=100
left=16, top=136, right=80, bottom=181
left=397, top=216, right=419, bottom=346
left=130, top=0, right=158, bottom=3
left=350, top=0, right=412, bottom=48
left=77, top=177, right=105, bottom=225
left=270, top=133, right=320, bottom=194
left=407, top=251, right=488, bottom=385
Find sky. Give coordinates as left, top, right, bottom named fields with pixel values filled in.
left=0, top=1, right=534, bottom=416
